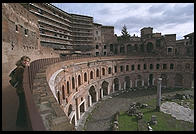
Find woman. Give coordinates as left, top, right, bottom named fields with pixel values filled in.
left=15, top=56, right=31, bottom=128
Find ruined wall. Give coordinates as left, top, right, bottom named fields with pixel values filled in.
left=2, top=3, right=59, bottom=89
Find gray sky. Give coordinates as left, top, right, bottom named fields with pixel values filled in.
left=52, top=3, right=194, bottom=40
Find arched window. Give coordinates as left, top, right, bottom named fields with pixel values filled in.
left=96, top=69, right=99, bottom=77
left=150, top=64, right=153, bottom=70
left=170, top=63, right=174, bottom=70
left=108, top=67, right=112, bottom=74
left=78, top=75, right=81, bottom=86
left=67, top=81, right=70, bottom=95
left=102, top=68, right=105, bottom=75
left=72, top=77, right=75, bottom=89
left=90, top=71, right=93, bottom=79
left=62, top=85, right=65, bottom=99
left=84, top=73, right=87, bottom=82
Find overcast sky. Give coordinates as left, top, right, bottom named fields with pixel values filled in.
left=52, top=3, right=194, bottom=40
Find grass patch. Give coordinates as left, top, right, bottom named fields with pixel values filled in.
left=118, top=98, right=194, bottom=131
left=118, top=111, right=138, bottom=131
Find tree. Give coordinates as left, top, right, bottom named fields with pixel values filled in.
left=117, top=25, right=130, bottom=42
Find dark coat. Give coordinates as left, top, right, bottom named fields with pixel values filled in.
left=15, top=63, right=25, bottom=94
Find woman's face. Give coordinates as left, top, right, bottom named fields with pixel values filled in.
left=22, top=58, right=30, bottom=66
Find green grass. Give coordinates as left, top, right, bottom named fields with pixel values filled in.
left=118, top=111, right=138, bottom=131
left=118, top=98, right=194, bottom=131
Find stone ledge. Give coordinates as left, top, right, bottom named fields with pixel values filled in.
left=32, top=65, right=75, bottom=131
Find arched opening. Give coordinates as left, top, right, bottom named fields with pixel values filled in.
left=96, top=69, right=99, bottom=77
left=175, top=73, right=183, bottom=87
left=125, top=76, right=130, bottom=90
left=102, top=81, right=109, bottom=96
left=62, top=85, right=65, bottom=99
left=57, top=91, right=60, bottom=104
left=90, top=71, right=94, bottom=79
left=108, top=67, right=112, bottom=74
left=67, top=81, right=70, bottom=94
left=80, top=102, right=85, bottom=116
left=78, top=75, right=81, bottom=86
left=102, top=68, right=105, bottom=76
left=147, top=42, right=154, bottom=52
left=84, top=73, right=87, bottom=82
left=68, top=104, right=73, bottom=116
left=149, top=74, right=153, bottom=86
left=137, top=75, right=142, bottom=87
left=72, top=77, right=75, bottom=89
left=114, top=78, right=119, bottom=91
left=89, top=86, right=96, bottom=103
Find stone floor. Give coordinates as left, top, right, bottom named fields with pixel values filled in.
left=160, top=101, right=194, bottom=123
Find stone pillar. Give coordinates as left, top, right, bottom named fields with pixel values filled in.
left=124, top=81, right=126, bottom=90
left=142, top=80, right=144, bottom=86
left=113, top=83, right=115, bottom=92
left=96, top=91, right=99, bottom=102
left=135, top=80, right=137, bottom=87
left=89, top=95, right=92, bottom=107
left=119, top=82, right=121, bottom=90
left=101, top=88, right=103, bottom=98
left=156, top=78, right=162, bottom=111
left=153, top=78, right=155, bottom=85
left=130, top=80, right=132, bottom=88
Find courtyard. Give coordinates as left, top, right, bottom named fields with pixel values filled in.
left=84, top=88, right=194, bottom=131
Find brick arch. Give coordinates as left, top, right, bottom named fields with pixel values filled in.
left=89, top=85, right=97, bottom=103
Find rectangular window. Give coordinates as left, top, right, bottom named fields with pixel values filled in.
left=163, top=64, right=167, bottom=69
left=131, top=65, right=134, bottom=71
left=96, top=45, right=99, bottom=49
left=170, top=64, right=174, bottom=70
left=126, top=65, right=129, bottom=71
left=156, top=64, right=160, bottom=69
left=150, top=64, right=153, bottom=70
left=96, top=52, right=99, bottom=56
left=144, top=64, right=147, bottom=70
left=114, top=66, right=117, bottom=73
left=104, top=45, right=107, bottom=49
left=138, top=64, right=140, bottom=70
left=168, top=48, right=172, bottom=52
left=120, top=66, right=124, bottom=72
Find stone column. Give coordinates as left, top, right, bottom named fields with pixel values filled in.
left=130, top=80, right=132, bottom=88
left=113, top=83, right=115, bottom=92
left=89, top=95, right=92, bottom=107
left=101, top=88, right=103, bottom=98
left=119, top=82, right=121, bottom=90
left=142, top=80, right=144, bottom=86
left=124, top=82, right=126, bottom=90
left=156, top=78, right=162, bottom=111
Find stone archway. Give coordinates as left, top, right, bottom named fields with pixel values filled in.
left=175, top=73, right=183, bottom=87
left=124, top=76, right=130, bottom=90
left=89, top=86, right=96, bottom=103
left=102, top=81, right=109, bottom=96
left=114, top=78, right=119, bottom=91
